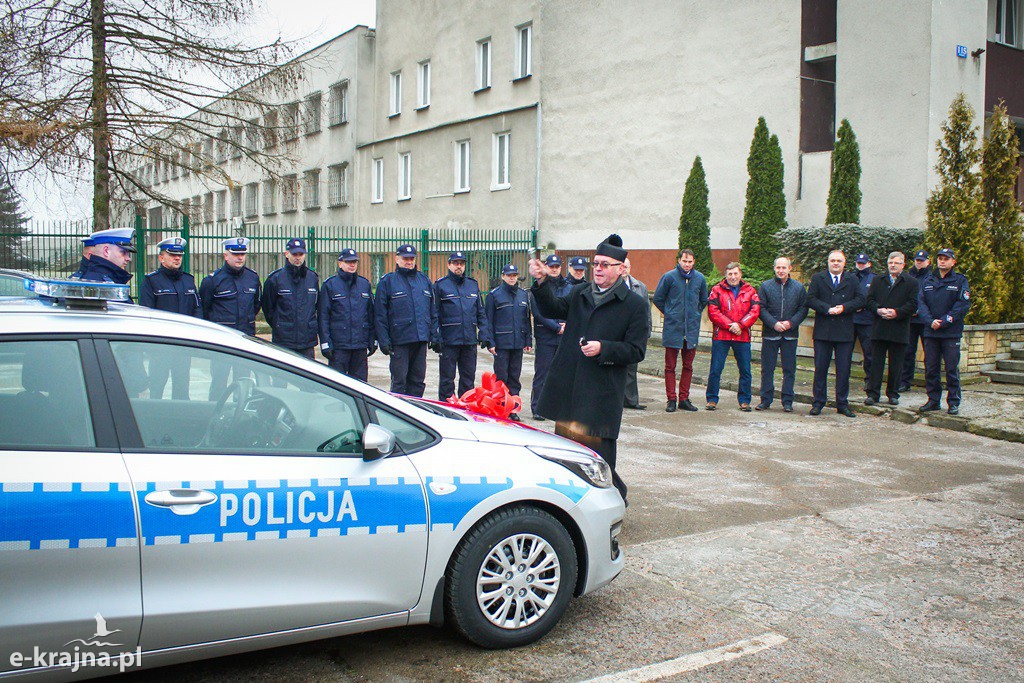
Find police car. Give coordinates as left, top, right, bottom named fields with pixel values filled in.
left=0, top=274, right=624, bottom=679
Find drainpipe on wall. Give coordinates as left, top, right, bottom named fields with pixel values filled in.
left=534, top=102, right=542, bottom=254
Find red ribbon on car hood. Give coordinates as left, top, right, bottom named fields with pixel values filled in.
left=446, top=372, right=522, bottom=419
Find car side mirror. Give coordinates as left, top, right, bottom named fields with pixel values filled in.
left=362, top=423, right=396, bottom=461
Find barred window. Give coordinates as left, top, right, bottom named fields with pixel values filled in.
left=262, top=180, right=277, bottom=215
left=230, top=187, right=242, bottom=218
left=230, top=126, right=243, bottom=159
left=244, top=183, right=259, bottom=217
left=216, top=129, right=229, bottom=162
left=303, top=169, right=321, bottom=210
left=191, top=194, right=203, bottom=223
left=215, top=190, right=227, bottom=220
left=329, top=81, right=348, bottom=126
left=284, top=103, right=300, bottom=141
left=328, top=163, right=349, bottom=207
left=264, top=110, right=278, bottom=149
left=203, top=192, right=214, bottom=223
left=305, top=92, right=322, bottom=135
left=282, top=174, right=298, bottom=212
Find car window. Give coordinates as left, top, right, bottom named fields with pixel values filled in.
left=0, top=340, right=95, bottom=448
left=372, top=406, right=435, bottom=453
left=108, top=341, right=364, bottom=456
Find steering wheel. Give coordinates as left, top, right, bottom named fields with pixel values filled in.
left=202, top=377, right=255, bottom=447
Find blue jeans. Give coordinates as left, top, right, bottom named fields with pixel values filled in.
left=706, top=340, right=752, bottom=405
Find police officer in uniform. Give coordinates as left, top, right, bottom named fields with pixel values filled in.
left=899, top=250, right=932, bottom=391
left=433, top=251, right=491, bottom=401
left=261, top=238, right=320, bottom=359
left=75, top=227, right=136, bottom=286
left=918, top=248, right=971, bottom=415
left=486, top=264, right=532, bottom=421
left=529, top=254, right=570, bottom=420
left=567, top=256, right=589, bottom=286
left=140, top=237, right=201, bottom=399
left=71, top=234, right=98, bottom=278
left=852, top=253, right=876, bottom=383
left=318, top=249, right=376, bottom=381
left=374, top=244, right=437, bottom=397
left=199, top=237, right=262, bottom=400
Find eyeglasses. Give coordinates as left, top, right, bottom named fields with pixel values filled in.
left=592, top=260, right=622, bottom=270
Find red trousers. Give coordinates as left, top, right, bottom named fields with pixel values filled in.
left=665, top=345, right=697, bottom=401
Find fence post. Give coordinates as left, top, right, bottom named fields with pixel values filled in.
left=181, top=215, right=191, bottom=274
left=420, top=228, right=429, bottom=277
left=307, top=225, right=317, bottom=272
left=134, top=214, right=145, bottom=295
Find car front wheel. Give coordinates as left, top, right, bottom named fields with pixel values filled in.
left=445, top=505, right=578, bottom=648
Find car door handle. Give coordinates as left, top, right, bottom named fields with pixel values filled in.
left=144, top=489, right=218, bottom=516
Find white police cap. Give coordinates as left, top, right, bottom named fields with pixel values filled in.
left=157, top=237, right=187, bottom=254
left=89, top=227, right=136, bottom=253
left=223, top=237, right=250, bottom=253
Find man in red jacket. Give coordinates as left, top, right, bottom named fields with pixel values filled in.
left=705, top=262, right=761, bottom=411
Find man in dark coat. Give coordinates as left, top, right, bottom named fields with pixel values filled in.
left=261, top=238, right=320, bottom=359
left=918, top=248, right=971, bottom=415
left=486, top=264, right=531, bottom=421
left=622, top=258, right=652, bottom=410
left=899, top=250, right=932, bottom=390
left=318, top=248, right=376, bottom=382
left=74, top=227, right=135, bottom=287
left=652, top=249, right=708, bottom=412
left=756, top=256, right=807, bottom=412
left=529, top=235, right=648, bottom=503
left=433, top=251, right=490, bottom=401
left=851, top=253, right=876, bottom=383
left=374, top=244, right=437, bottom=397
left=807, top=250, right=866, bottom=417
left=529, top=254, right=570, bottom=421
left=140, top=237, right=201, bottom=399
left=864, top=252, right=920, bottom=406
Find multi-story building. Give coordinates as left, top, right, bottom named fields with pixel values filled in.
left=129, top=0, right=1024, bottom=285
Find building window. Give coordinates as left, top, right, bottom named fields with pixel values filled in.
left=492, top=132, right=510, bottom=189
left=477, top=38, right=492, bottom=90
left=170, top=152, right=179, bottom=179
left=284, top=102, right=300, bottom=141
left=282, top=174, right=298, bottom=212
left=264, top=110, right=278, bottom=148
left=371, top=158, right=384, bottom=203
left=995, top=0, right=1020, bottom=47
left=328, top=163, right=349, bottom=207
left=389, top=71, right=402, bottom=116
left=215, top=189, right=227, bottom=220
left=417, top=60, right=431, bottom=109
left=303, top=169, right=321, bottom=209
left=203, top=138, right=214, bottom=167
left=262, top=180, right=277, bottom=215
left=515, top=23, right=532, bottom=79
left=230, top=187, right=242, bottom=218
left=244, top=183, right=258, bottom=217
left=216, top=129, right=229, bottom=162
left=305, top=92, right=322, bottom=135
left=246, top=119, right=259, bottom=150
left=203, top=192, right=214, bottom=223
left=455, top=140, right=470, bottom=192
left=190, top=194, right=202, bottom=224
left=230, top=126, right=243, bottom=159
left=398, top=152, right=411, bottom=200
left=329, top=81, right=349, bottom=126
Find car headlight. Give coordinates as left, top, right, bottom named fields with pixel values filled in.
left=527, top=446, right=613, bottom=489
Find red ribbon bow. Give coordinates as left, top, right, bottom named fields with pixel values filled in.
left=446, top=372, right=522, bottom=419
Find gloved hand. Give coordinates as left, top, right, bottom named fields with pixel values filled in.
left=379, top=345, right=392, bottom=356
left=479, top=340, right=492, bottom=349
left=320, top=345, right=333, bottom=361
left=367, top=345, right=377, bottom=358
left=429, top=342, right=442, bottom=353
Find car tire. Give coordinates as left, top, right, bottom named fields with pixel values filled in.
left=445, top=505, right=578, bottom=649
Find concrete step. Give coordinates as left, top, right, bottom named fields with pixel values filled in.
left=997, top=359, right=1024, bottom=372
left=983, top=370, right=1024, bottom=385
left=1012, top=348, right=1024, bottom=360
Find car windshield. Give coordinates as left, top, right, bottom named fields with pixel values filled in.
left=402, top=397, right=468, bottom=421
left=0, top=271, right=37, bottom=298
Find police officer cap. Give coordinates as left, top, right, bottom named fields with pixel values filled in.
left=914, top=250, right=930, bottom=260
left=569, top=256, right=588, bottom=269
left=338, top=248, right=359, bottom=262
left=544, top=254, right=562, bottom=266
left=502, top=263, right=519, bottom=275
left=157, top=237, right=187, bottom=254
left=286, top=237, right=307, bottom=254
left=937, top=248, right=955, bottom=259
left=449, top=251, right=467, bottom=262
left=396, top=244, right=417, bottom=256
left=223, top=237, right=249, bottom=253
left=80, top=234, right=98, bottom=247
left=855, top=253, right=871, bottom=264
left=89, top=227, right=136, bottom=253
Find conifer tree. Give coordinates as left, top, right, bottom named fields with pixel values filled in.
left=740, top=117, right=786, bottom=278
left=926, top=93, right=1005, bottom=324
left=0, top=175, right=30, bottom=269
left=677, top=156, right=715, bottom=276
left=826, top=118, right=862, bottom=225
left=982, top=102, right=1024, bottom=323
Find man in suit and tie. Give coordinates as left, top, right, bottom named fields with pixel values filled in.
left=806, top=250, right=867, bottom=417
left=622, top=258, right=652, bottom=409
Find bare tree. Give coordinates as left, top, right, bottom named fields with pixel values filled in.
left=0, top=0, right=304, bottom=229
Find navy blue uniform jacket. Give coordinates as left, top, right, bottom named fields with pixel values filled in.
left=319, top=271, right=376, bottom=351
left=487, top=283, right=532, bottom=350
left=199, top=265, right=262, bottom=335
left=261, top=263, right=320, bottom=350
left=374, top=268, right=437, bottom=347
left=433, top=273, right=490, bottom=346
left=140, top=267, right=201, bottom=318
left=531, top=276, right=572, bottom=346
left=918, top=269, right=971, bottom=339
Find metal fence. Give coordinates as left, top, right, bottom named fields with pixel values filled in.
left=2, top=219, right=538, bottom=298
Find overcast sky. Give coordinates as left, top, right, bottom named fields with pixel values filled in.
left=20, top=0, right=376, bottom=222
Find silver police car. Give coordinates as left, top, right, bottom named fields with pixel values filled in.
left=0, top=276, right=624, bottom=679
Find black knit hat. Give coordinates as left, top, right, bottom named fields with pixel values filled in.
left=595, top=233, right=627, bottom=261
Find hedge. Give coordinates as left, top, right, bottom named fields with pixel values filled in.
left=775, top=224, right=925, bottom=275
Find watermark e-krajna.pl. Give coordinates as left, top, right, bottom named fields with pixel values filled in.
left=9, top=646, right=142, bottom=674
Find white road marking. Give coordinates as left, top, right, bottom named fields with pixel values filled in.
left=581, top=632, right=788, bottom=683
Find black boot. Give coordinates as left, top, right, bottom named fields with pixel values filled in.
left=665, top=400, right=677, bottom=412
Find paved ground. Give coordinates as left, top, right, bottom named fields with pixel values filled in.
left=120, top=348, right=1024, bottom=682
